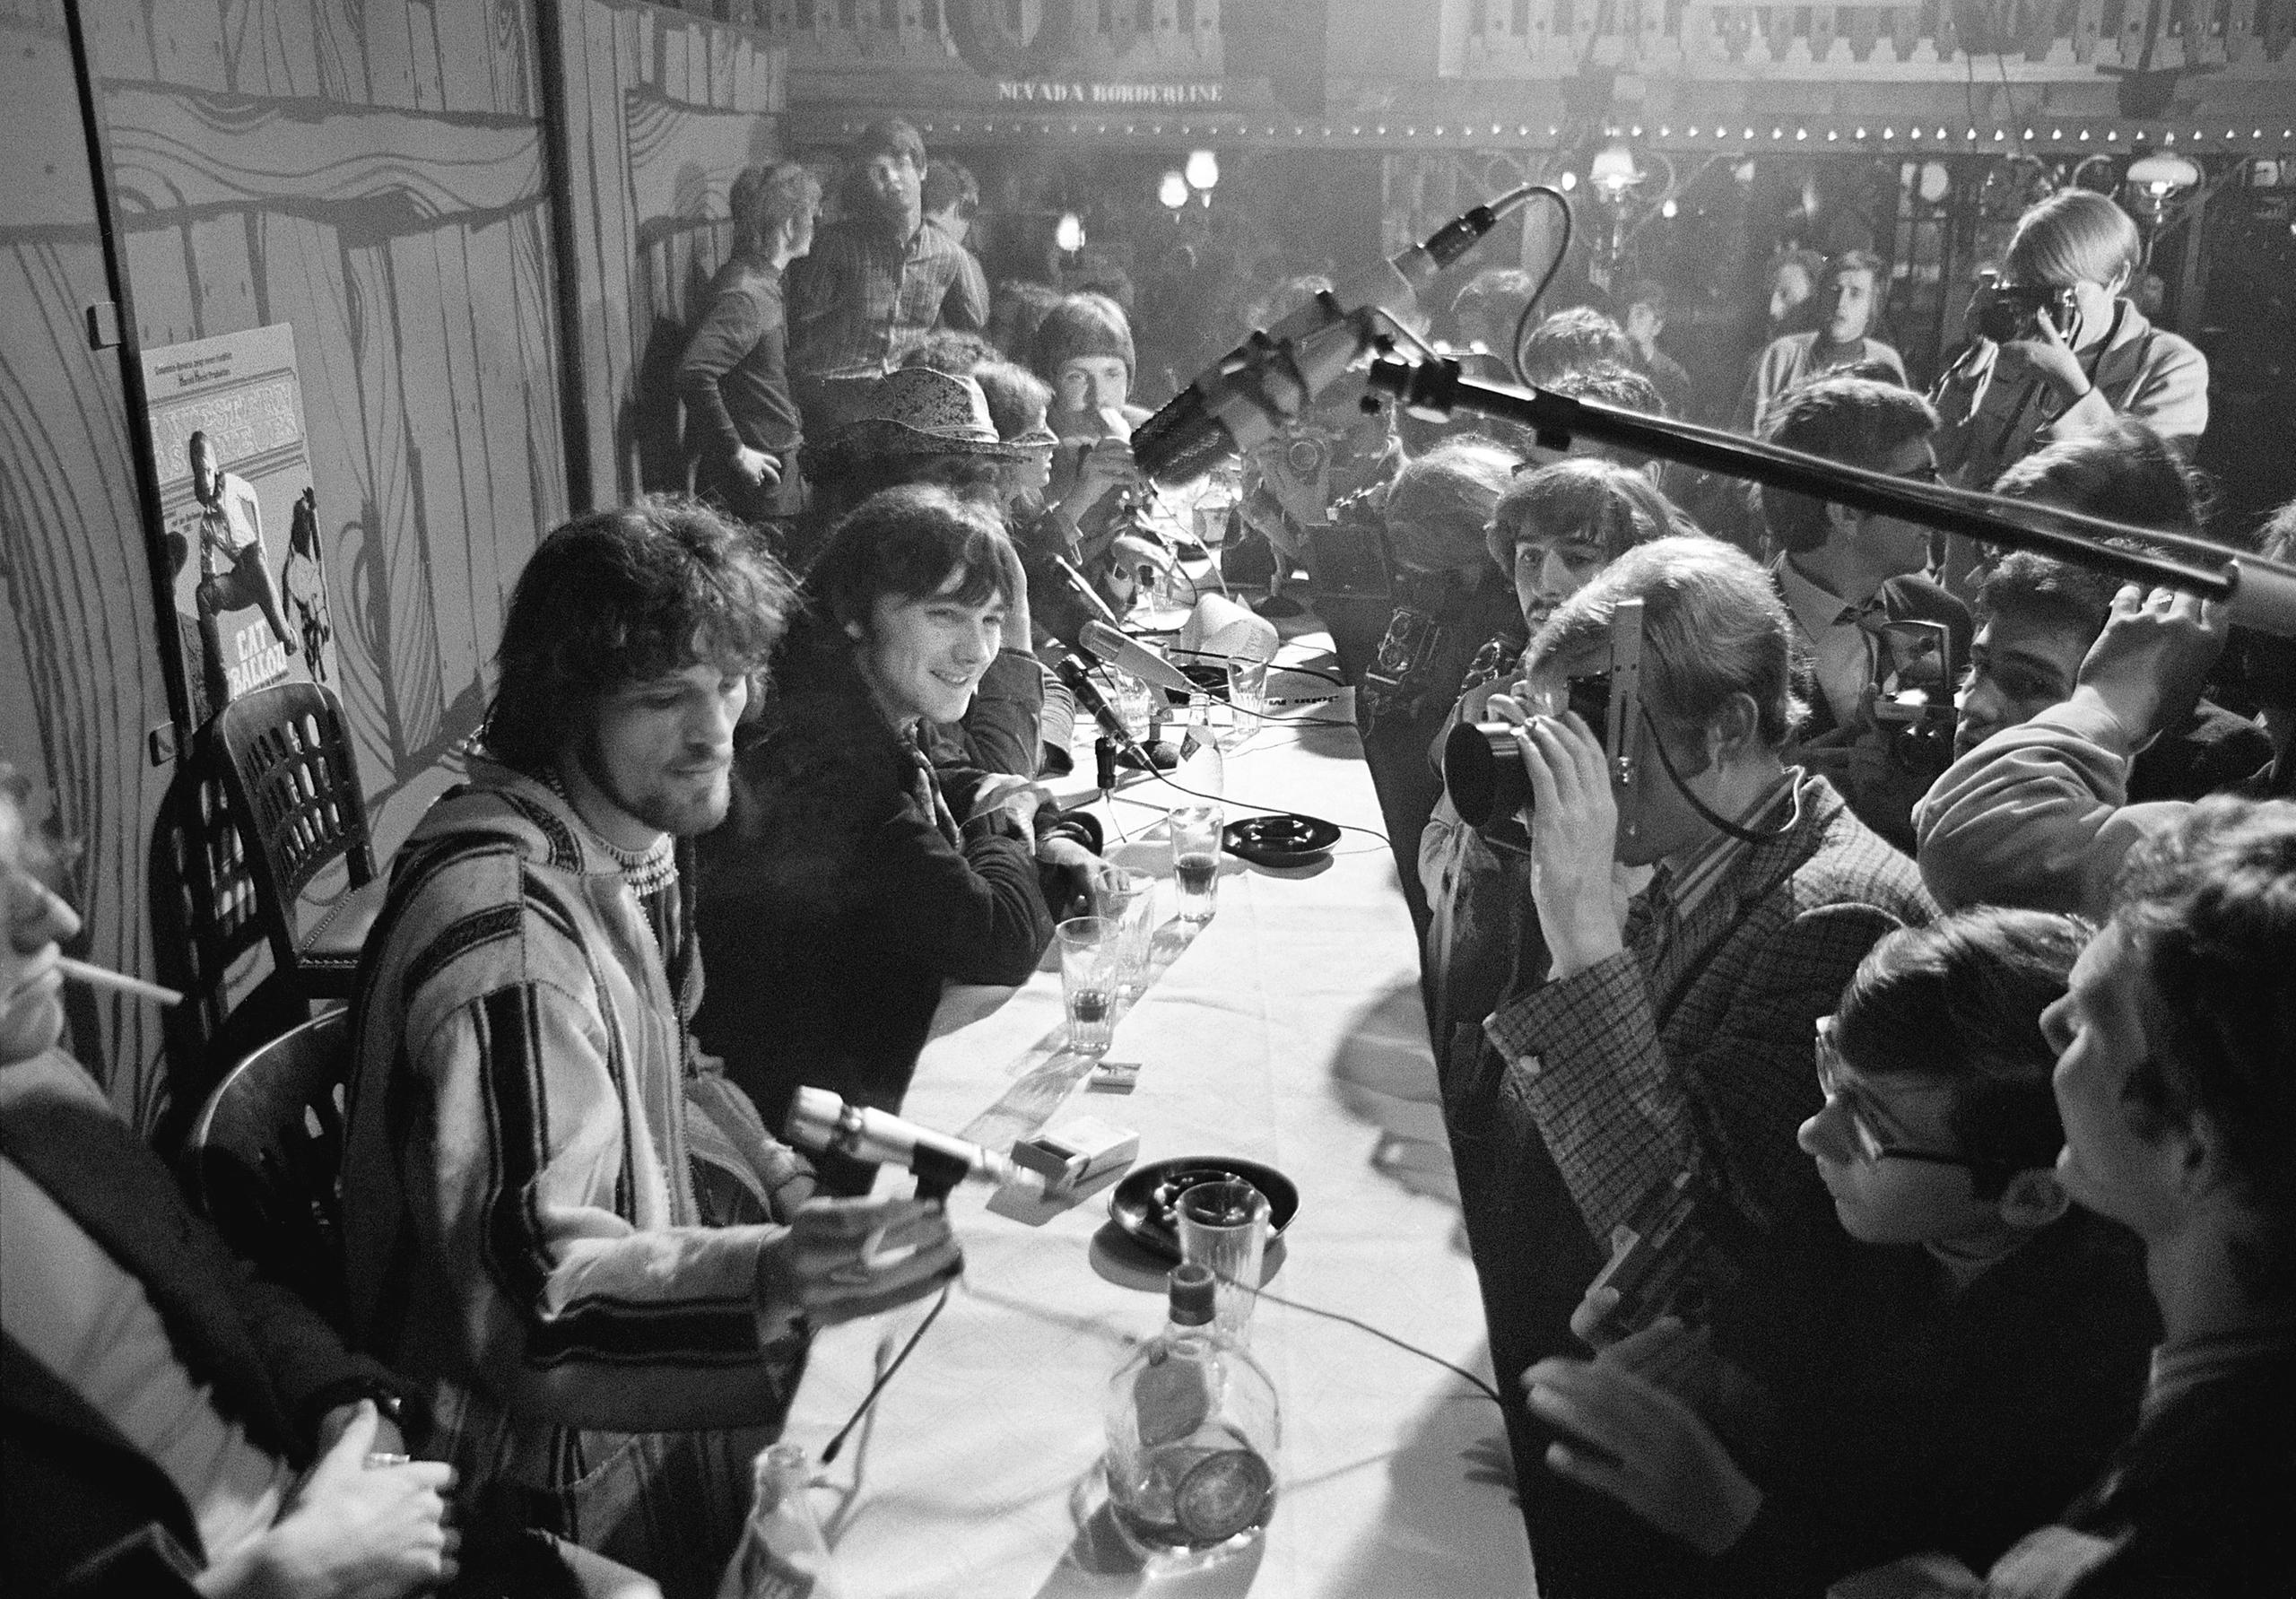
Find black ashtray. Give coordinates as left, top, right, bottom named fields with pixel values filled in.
left=1223, top=813, right=1341, bottom=867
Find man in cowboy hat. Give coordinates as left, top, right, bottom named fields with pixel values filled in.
left=798, top=366, right=1048, bottom=780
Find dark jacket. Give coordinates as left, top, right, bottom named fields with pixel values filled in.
left=1, top=1049, right=409, bottom=1598
left=1718, top=1212, right=2157, bottom=1595
left=693, top=621, right=1053, bottom=1193
left=1452, top=774, right=1935, bottom=1598
left=1986, top=1336, right=2296, bottom=1598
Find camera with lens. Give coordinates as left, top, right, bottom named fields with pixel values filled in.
left=1968, top=271, right=2080, bottom=343
left=1443, top=599, right=1646, bottom=831
left=1867, top=619, right=1958, bottom=783
left=1283, top=430, right=1333, bottom=480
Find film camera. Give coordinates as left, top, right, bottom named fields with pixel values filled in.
left=1968, top=271, right=2082, bottom=343
left=1867, top=618, right=1958, bottom=783
left=1443, top=599, right=1646, bottom=831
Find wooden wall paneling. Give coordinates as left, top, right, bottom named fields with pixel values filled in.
left=509, top=204, right=571, bottom=525
left=148, top=4, right=234, bottom=90
left=562, top=0, right=639, bottom=506
left=83, top=0, right=160, bottom=79
left=404, top=0, right=448, bottom=108
left=0, top=236, right=177, bottom=1128
left=491, top=0, right=542, bottom=116
left=254, top=209, right=403, bottom=795
left=343, top=238, right=449, bottom=787
left=104, top=86, right=546, bottom=218
left=187, top=212, right=259, bottom=335
left=462, top=212, right=536, bottom=617
left=363, top=0, right=423, bottom=109
left=222, top=0, right=321, bottom=95
left=410, top=219, right=495, bottom=704
left=383, top=220, right=482, bottom=712
left=709, top=23, right=737, bottom=100
left=123, top=222, right=201, bottom=348
left=309, top=0, right=373, bottom=100
left=433, top=0, right=500, bottom=111
left=259, top=0, right=326, bottom=95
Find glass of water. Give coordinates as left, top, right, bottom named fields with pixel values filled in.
left=1177, top=1180, right=1272, bottom=1341
left=1169, top=804, right=1224, bottom=924
left=1109, top=673, right=1155, bottom=743
left=1095, top=869, right=1158, bottom=998
left=1057, top=917, right=1118, bottom=1056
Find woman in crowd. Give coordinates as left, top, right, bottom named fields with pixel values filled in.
left=1934, top=189, right=2209, bottom=495
left=1525, top=908, right=2155, bottom=1595
left=0, top=768, right=458, bottom=1599
left=692, top=488, right=1103, bottom=1195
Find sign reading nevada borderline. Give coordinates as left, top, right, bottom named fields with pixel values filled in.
left=995, top=80, right=1226, bottom=104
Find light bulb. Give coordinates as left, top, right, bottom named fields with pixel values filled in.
left=1055, top=213, right=1085, bottom=253
left=1184, top=149, right=1220, bottom=191
left=1159, top=170, right=1188, bottom=210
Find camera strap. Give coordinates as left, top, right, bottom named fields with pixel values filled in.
left=1639, top=706, right=1804, bottom=846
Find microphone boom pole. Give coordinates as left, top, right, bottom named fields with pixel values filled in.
left=1366, top=356, right=2296, bottom=639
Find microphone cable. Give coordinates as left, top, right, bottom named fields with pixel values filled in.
left=1502, top=187, right=1578, bottom=389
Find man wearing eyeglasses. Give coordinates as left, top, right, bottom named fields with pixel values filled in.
left=1518, top=908, right=2155, bottom=1591
left=1460, top=535, right=1935, bottom=1598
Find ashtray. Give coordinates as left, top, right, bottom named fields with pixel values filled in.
left=1109, top=1157, right=1300, bottom=1262
left=1222, top=813, right=1341, bottom=868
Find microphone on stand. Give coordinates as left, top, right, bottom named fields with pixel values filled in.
left=1056, top=656, right=1178, bottom=769
left=1131, top=191, right=1536, bottom=487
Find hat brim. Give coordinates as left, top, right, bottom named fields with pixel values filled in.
left=820, top=417, right=1023, bottom=460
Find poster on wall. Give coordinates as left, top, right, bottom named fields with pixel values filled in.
left=141, top=323, right=336, bottom=726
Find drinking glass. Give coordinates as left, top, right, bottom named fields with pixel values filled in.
left=1168, top=804, right=1224, bottom=924
left=1227, top=659, right=1270, bottom=725
left=1095, top=869, right=1158, bottom=998
left=1177, top=1181, right=1272, bottom=1340
left=1057, top=917, right=1118, bottom=1056
left=1109, top=673, right=1154, bottom=743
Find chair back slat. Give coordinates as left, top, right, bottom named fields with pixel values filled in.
left=210, top=683, right=377, bottom=975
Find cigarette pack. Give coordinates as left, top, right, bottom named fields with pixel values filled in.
left=1012, top=1117, right=1139, bottom=1193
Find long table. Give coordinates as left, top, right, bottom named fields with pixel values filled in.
left=774, top=650, right=1537, bottom=1596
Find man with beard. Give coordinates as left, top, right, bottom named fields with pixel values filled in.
left=339, top=498, right=961, bottom=1597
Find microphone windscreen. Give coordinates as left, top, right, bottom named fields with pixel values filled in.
left=1132, top=387, right=1238, bottom=487
left=1181, top=592, right=1280, bottom=666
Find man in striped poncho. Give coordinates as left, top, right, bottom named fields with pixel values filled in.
left=340, top=497, right=960, bottom=1598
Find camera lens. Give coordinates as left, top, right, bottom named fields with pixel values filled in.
left=1285, top=435, right=1328, bottom=477
left=1444, top=721, right=1531, bottom=828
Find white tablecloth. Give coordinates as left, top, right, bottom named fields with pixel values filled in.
left=775, top=653, right=1536, bottom=1597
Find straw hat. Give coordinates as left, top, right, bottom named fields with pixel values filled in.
left=822, top=369, right=1022, bottom=460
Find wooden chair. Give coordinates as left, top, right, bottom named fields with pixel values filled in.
left=209, top=682, right=388, bottom=1001
left=184, top=1009, right=353, bottom=1333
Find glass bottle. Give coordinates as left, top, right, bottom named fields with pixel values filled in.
left=717, top=1442, right=841, bottom=1599
left=1103, top=1263, right=1280, bottom=1573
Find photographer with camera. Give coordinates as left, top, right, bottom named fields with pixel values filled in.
left=1933, top=190, right=2208, bottom=498
left=1450, top=536, right=1933, bottom=1596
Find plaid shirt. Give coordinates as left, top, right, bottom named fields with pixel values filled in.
left=785, top=216, right=987, bottom=381
left=1481, top=770, right=1934, bottom=1246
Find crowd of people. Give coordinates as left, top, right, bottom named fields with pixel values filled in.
left=4, top=112, right=2293, bottom=1599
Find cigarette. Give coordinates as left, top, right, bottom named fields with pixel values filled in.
left=57, top=957, right=184, bottom=1008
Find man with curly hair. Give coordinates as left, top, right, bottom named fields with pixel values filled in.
left=340, top=497, right=961, bottom=1597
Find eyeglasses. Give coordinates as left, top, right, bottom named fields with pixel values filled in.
left=1813, top=1018, right=1990, bottom=1170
